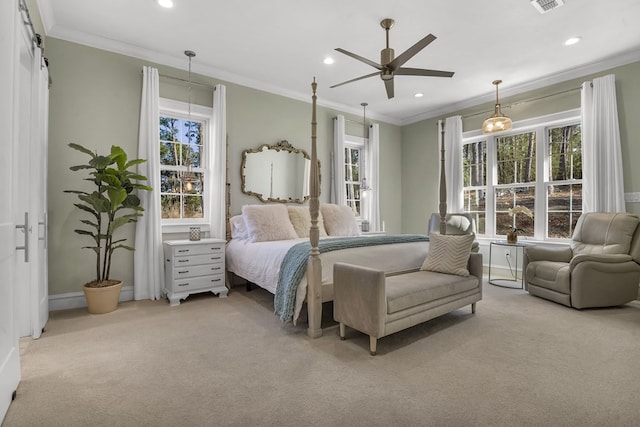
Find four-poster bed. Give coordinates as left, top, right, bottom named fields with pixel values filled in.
left=226, top=79, right=450, bottom=338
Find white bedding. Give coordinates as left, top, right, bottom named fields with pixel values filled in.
left=226, top=236, right=430, bottom=323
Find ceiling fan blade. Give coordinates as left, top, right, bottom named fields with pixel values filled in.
left=335, top=48, right=383, bottom=70
left=395, top=67, right=455, bottom=78
left=387, top=33, right=437, bottom=71
left=330, top=71, right=380, bottom=89
left=384, top=78, right=394, bottom=99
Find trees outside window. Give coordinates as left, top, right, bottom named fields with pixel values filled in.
left=344, top=141, right=363, bottom=217
left=159, top=98, right=211, bottom=226
left=462, top=111, right=582, bottom=240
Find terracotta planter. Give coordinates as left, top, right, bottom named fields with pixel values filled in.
left=83, top=280, right=122, bottom=314
left=506, top=231, right=518, bottom=244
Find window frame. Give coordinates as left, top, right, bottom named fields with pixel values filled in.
left=343, top=135, right=366, bottom=218
left=462, top=108, right=581, bottom=242
left=159, top=98, right=213, bottom=233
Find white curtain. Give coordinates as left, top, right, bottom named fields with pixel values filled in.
left=209, top=84, right=227, bottom=238
left=581, top=74, right=625, bottom=212
left=134, top=66, right=164, bottom=300
left=438, top=116, right=463, bottom=213
left=367, top=123, right=381, bottom=231
left=332, top=115, right=346, bottom=204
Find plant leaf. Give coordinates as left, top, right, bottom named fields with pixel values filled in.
left=68, top=143, right=95, bottom=157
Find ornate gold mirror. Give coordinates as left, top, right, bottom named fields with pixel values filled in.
left=241, top=140, right=320, bottom=203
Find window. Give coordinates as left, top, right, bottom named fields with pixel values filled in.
left=343, top=137, right=364, bottom=217
left=462, top=110, right=582, bottom=240
left=159, top=98, right=212, bottom=227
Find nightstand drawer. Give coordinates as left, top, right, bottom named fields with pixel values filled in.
left=174, top=274, right=225, bottom=292
left=173, top=243, right=224, bottom=257
left=171, top=253, right=224, bottom=267
left=173, top=263, right=225, bottom=279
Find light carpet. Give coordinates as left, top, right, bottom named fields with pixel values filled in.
left=3, top=282, right=640, bottom=427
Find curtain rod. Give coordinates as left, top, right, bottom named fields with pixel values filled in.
left=333, top=116, right=372, bottom=126
left=462, top=86, right=581, bottom=119
left=158, top=72, right=214, bottom=90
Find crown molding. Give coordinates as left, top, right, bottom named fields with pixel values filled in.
left=43, top=24, right=401, bottom=126
left=401, top=47, right=640, bottom=126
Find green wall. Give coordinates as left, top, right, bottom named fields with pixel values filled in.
left=45, top=38, right=402, bottom=296
left=45, top=34, right=640, bottom=297
left=401, top=60, right=640, bottom=234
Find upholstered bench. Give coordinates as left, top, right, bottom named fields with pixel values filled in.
left=333, top=233, right=483, bottom=355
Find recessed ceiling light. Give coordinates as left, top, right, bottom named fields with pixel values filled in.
left=158, top=0, right=174, bottom=8
left=414, top=93, right=424, bottom=98
left=323, top=57, right=334, bottom=65
left=564, top=36, right=581, bottom=46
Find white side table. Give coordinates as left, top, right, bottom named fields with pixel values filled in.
left=488, top=240, right=536, bottom=289
left=163, top=238, right=227, bottom=306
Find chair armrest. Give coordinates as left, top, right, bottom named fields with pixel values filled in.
left=525, top=245, right=572, bottom=263
left=468, top=252, right=483, bottom=281
left=569, top=253, right=633, bottom=270
left=333, top=263, right=386, bottom=337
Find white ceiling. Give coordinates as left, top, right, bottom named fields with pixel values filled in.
left=37, top=0, right=640, bottom=125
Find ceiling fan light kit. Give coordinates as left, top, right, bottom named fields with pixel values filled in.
left=331, top=18, right=454, bottom=99
left=482, top=80, right=512, bottom=134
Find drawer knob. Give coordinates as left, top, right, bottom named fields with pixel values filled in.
left=178, top=270, right=189, bottom=274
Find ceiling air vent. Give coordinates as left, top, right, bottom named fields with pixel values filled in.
left=531, top=0, right=565, bottom=14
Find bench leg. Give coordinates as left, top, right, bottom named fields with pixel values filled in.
left=339, top=323, right=346, bottom=340
left=369, top=336, right=377, bottom=356
left=471, top=302, right=476, bottom=314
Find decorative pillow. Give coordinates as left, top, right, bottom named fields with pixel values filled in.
left=420, top=232, right=474, bottom=276
left=229, top=215, right=248, bottom=240
left=287, top=206, right=327, bottom=238
left=241, top=204, right=298, bottom=243
left=320, top=203, right=361, bottom=236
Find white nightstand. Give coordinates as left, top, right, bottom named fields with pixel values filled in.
left=163, top=238, right=227, bottom=306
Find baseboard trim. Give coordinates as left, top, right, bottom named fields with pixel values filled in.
left=49, top=285, right=134, bottom=312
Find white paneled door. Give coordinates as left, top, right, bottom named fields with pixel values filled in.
left=0, top=1, right=21, bottom=423
left=14, top=6, right=49, bottom=340
left=1, top=1, right=50, bottom=422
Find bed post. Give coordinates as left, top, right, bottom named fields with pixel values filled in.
left=307, top=78, right=323, bottom=338
left=439, top=120, right=447, bottom=235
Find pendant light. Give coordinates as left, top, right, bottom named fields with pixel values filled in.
left=184, top=50, right=196, bottom=192
left=482, top=79, right=512, bottom=134
left=360, top=102, right=371, bottom=194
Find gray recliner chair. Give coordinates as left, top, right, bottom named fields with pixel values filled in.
left=428, top=213, right=479, bottom=252
left=524, top=212, right=640, bottom=309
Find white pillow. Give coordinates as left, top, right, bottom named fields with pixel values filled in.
left=229, top=215, right=248, bottom=240
left=242, top=204, right=299, bottom=243
left=420, top=232, right=474, bottom=276
left=320, top=203, right=361, bottom=236
left=287, top=206, right=327, bottom=238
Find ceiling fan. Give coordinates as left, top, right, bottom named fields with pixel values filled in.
left=330, top=19, right=454, bottom=99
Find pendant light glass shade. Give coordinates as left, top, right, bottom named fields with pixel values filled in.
left=482, top=80, right=512, bottom=134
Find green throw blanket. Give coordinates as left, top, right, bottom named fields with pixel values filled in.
left=274, top=234, right=429, bottom=323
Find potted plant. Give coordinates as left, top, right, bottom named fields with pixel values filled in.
left=506, top=205, right=533, bottom=243
left=65, top=143, right=152, bottom=314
